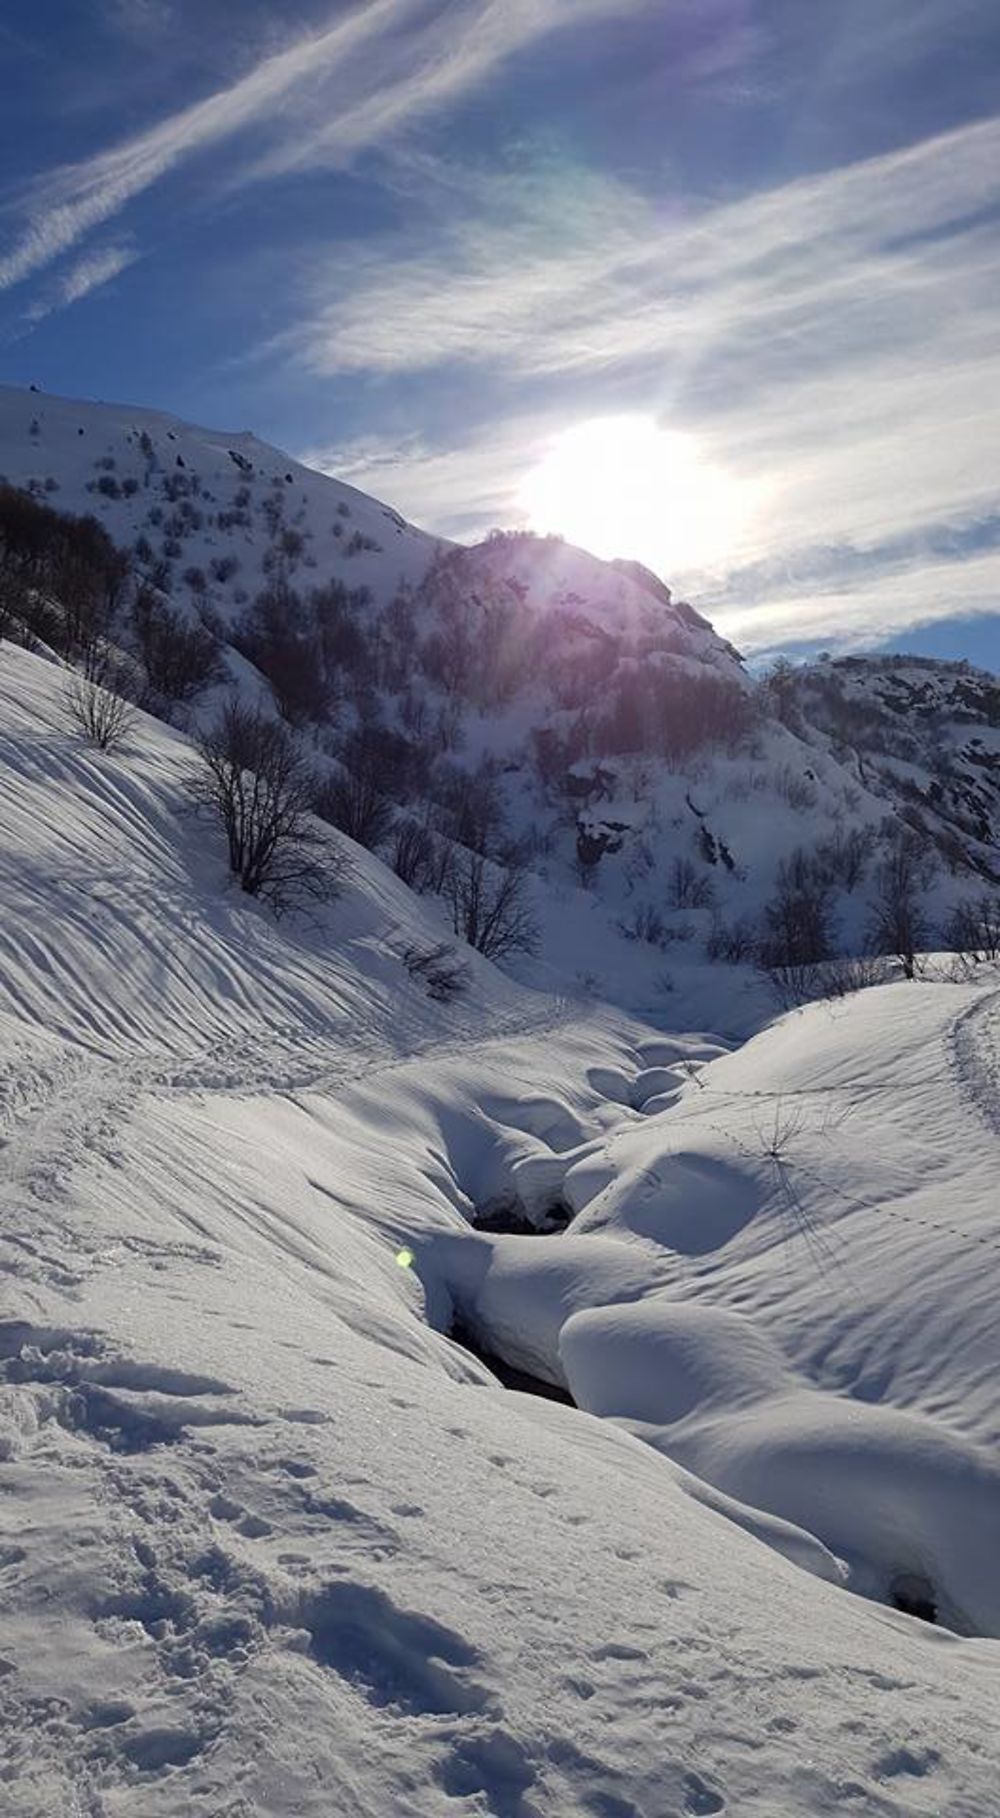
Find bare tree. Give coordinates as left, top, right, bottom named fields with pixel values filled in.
left=132, top=588, right=223, bottom=710
left=868, top=832, right=930, bottom=978
left=192, top=700, right=341, bottom=912
left=760, top=854, right=834, bottom=971
left=0, top=570, right=27, bottom=643
left=314, top=764, right=395, bottom=851
left=943, top=894, right=1000, bottom=962
left=667, top=855, right=714, bottom=910
left=391, top=817, right=437, bottom=891
left=444, top=852, right=538, bottom=961
left=705, top=914, right=758, bottom=965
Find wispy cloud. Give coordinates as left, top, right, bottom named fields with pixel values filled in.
left=0, top=0, right=657, bottom=296
left=100, top=0, right=174, bottom=39
left=23, top=242, right=138, bottom=324
left=295, top=113, right=1000, bottom=384
left=303, top=416, right=554, bottom=539
left=714, top=546, right=1000, bottom=655
left=246, top=0, right=661, bottom=180
left=289, top=113, right=1000, bottom=645
left=0, top=0, right=411, bottom=293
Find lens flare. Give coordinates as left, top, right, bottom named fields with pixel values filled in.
left=518, top=415, right=758, bottom=580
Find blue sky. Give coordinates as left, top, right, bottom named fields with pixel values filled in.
left=1, top=0, right=998, bottom=664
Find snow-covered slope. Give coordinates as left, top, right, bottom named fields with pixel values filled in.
left=2, top=640, right=1000, bottom=1815
left=4, top=382, right=999, bottom=1002
left=0, top=383, right=440, bottom=611
left=6, top=380, right=1000, bottom=995
left=461, top=983, right=1000, bottom=1634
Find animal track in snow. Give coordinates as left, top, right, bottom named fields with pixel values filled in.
left=296, top=1580, right=494, bottom=1716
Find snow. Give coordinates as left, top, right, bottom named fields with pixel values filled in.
left=0, top=383, right=441, bottom=614
left=2, top=593, right=1000, bottom=1806
left=460, top=983, right=1000, bottom=1639
left=4, top=380, right=1000, bottom=1031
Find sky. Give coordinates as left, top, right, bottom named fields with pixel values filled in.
left=0, top=0, right=998, bottom=665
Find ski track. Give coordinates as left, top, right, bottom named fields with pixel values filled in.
left=951, top=984, right=1000, bottom=1138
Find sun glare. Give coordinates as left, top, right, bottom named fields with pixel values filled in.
left=518, top=416, right=756, bottom=580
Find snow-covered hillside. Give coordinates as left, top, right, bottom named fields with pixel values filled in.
left=0, top=383, right=440, bottom=610
left=3, top=381, right=998, bottom=1006
left=2, top=640, right=1000, bottom=1815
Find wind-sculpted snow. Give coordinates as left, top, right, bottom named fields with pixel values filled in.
left=0, top=644, right=552, bottom=1073
left=460, top=986, right=1000, bottom=1637
left=1, top=645, right=999, bottom=1813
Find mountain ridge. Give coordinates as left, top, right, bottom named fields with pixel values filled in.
left=2, top=381, right=998, bottom=1016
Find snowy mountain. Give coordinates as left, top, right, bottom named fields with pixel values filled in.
left=3, top=381, right=999, bottom=1016
left=2, top=625, right=1000, bottom=1815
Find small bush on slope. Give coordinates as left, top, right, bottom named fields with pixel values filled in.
left=64, top=662, right=137, bottom=752
left=944, top=894, right=1000, bottom=961
left=131, top=587, right=224, bottom=711
left=444, top=852, right=538, bottom=962
left=192, top=700, right=342, bottom=914
left=314, top=764, right=396, bottom=852
left=868, top=830, right=932, bottom=979
left=399, top=940, right=469, bottom=1002
left=390, top=817, right=439, bottom=891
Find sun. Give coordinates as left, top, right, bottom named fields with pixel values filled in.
left=518, top=415, right=756, bottom=580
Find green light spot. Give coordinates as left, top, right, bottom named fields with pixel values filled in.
left=396, top=1247, right=415, bottom=1269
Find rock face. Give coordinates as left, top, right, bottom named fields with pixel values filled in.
left=787, top=656, right=1000, bottom=876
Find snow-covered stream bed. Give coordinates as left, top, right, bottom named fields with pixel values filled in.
left=2, top=643, right=1000, bottom=1815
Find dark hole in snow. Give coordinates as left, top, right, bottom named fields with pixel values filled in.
left=471, top=1197, right=572, bottom=1237
left=450, top=1318, right=576, bottom=1407
left=890, top=1573, right=937, bottom=1624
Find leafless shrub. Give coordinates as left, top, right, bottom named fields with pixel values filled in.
left=0, top=569, right=28, bottom=642
left=771, top=764, right=818, bottom=811
left=192, top=700, right=342, bottom=913
left=132, top=589, right=224, bottom=709
left=867, top=831, right=931, bottom=978
left=764, top=961, right=824, bottom=1010
left=754, top=1097, right=808, bottom=1163
left=766, top=952, right=894, bottom=1009
left=314, top=766, right=395, bottom=852
left=667, top=856, right=715, bottom=910
left=759, top=852, right=835, bottom=972
left=813, top=954, right=894, bottom=996
left=809, top=826, right=875, bottom=892
left=943, top=894, right=1000, bottom=961
left=444, top=853, right=538, bottom=961
left=618, top=903, right=670, bottom=948
left=705, top=915, right=758, bottom=964
left=400, top=940, right=469, bottom=1002
left=64, top=657, right=137, bottom=752
left=391, top=818, right=438, bottom=891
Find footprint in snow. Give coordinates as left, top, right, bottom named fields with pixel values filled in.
left=435, top=1727, right=537, bottom=1814
left=873, top=1745, right=941, bottom=1780
left=683, top=1771, right=726, bottom=1814
left=297, top=1581, right=495, bottom=1718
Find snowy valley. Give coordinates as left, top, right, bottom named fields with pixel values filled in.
left=1, top=387, right=1000, bottom=1816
